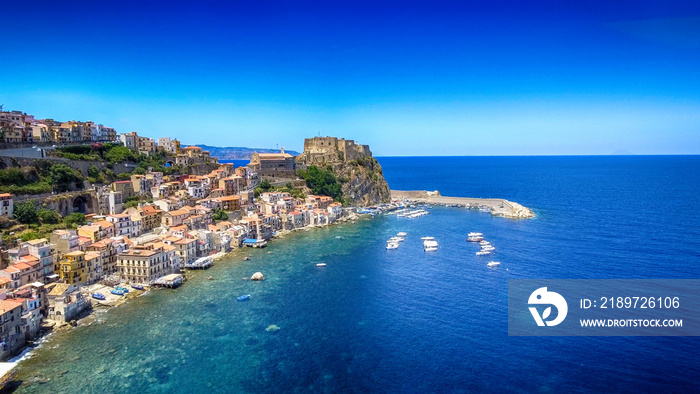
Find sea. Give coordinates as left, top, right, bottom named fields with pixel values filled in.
left=12, top=156, right=700, bottom=393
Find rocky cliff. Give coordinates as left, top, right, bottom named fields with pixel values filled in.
left=333, top=157, right=391, bottom=206
left=295, top=136, right=391, bottom=206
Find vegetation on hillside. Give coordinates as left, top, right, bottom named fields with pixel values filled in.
left=254, top=180, right=306, bottom=199
left=297, top=165, right=343, bottom=203
left=0, top=161, right=85, bottom=195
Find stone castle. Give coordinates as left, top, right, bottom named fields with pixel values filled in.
left=296, top=137, right=372, bottom=165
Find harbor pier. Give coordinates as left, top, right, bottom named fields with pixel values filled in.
left=391, top=190, right=535, bottom=219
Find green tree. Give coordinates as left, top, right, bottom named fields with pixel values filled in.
left=105, top=146, right=136, bottom=164
left=297, top=165, right=343, bottom=202
left=123, top=200, right=139, bottom=209
left=87, top=165, right=100, bottom=178
left=212, top=209, right=229, bottom=221
left=64, top=212, right=87, bottom=228
left=48, top=164, right=83, bottom=192
left=15, top=202, right=39, bottom=224
left=38, top=208, right=62, bottom=224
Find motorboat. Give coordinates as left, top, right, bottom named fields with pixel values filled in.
left=424, top=247, right=438, bottom=252
left=421, top=236, right=435, bottom=240
left=386, top=243, right=399, bottom=250
left=131, top=284, right=144, bottom=291
left=479, top=241, right=491, bottom=246
left=389, top=237, right=405, bottom=242
left=481, top=246, right=495, bottom=251
left=467, top=232, right=484, bottom=242
left=397, top=232, right=407, bottom=237
left=111, top=289, right=125, bottom=296
left=115, top=286, right=129, bottom=293
left=487, top=261, right=501, bottom=267
left=92, top=293, right=106, bottom=300
left=237, top=294, right=251, bottom=301
left=316, top=263, right=327, bottom=267
left=476, top=251, right=491, bottom=256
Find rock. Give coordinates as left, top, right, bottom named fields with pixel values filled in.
left=250, top=272, right=265, bottom=281
left=266, top=324, right=280, bottom=332
left=243, top=256, right=250, bottom=261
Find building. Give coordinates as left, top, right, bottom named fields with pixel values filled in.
left=0, top=194, right=13, bottom=218
left=0, top=299, right=25, bottom=360
left=296, top=136, right=372, bottom=165
left=49, top=230, right=80, bottom=255
left=119, top=131, right=139, bottom=149
left=86, top=239, right=119, bottom=276
left=111, top=181, right=135, bottom=200
left=161, top=208, right=189, bottom=227
left=116, top=244, right=178, bottom=284
left=106, top=214, right=140, bottom=238
left=108, top=191, right=123, bottom=214
left=56, top=251, right=87, bottom=284
left=157, top=137, right=181, bottom=154
left=247, top=148, right=296, bottom=179
left=46, top=283, right=91, bottom=323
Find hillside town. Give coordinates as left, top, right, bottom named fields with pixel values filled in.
left=0, top=109, right=382, bottom=362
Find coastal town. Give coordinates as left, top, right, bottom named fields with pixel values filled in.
left=0, top=107, right=389, bottom=365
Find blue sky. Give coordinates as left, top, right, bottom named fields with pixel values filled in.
left=2, top=1, right=700, bottom=155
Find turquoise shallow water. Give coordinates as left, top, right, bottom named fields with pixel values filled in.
left=13, top=156, right=700, bottom=393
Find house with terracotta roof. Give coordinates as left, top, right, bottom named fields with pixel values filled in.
left=0, top=193, right=13, bottom=218
left=46, top=283, right=90, bottom=323
left=162, top=208, right=190, bottom=227
left=0, top=299, right=25, bottom=360
left=86, top=239, right=119, bottom=276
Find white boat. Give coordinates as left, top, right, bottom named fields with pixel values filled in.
left=467, top=232, right=484, bottom=242
left=316, top=263, right=327, bottom=267
left=479, top=241, right=491, bottom=246
left=481, top=246, right=495, bottom=251
left=421, top=236, right=435, bottom=240
left=389, top=237, right=405, bottom=242
left=424, top=247, right=438, bottom=252
left=476, top=251, right=491, bottom=256
left=397, top=232, right=407, bottom=237
left=487, top=261, right=501, bottom=267
left=386, top=243, right=399, bottom=250
left=423, top=240, right=438, bottom=248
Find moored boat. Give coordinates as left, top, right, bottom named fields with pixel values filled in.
left=237, top=294, right=251, bottom=301
left=397, top=232, right=407, bottom=237
left=386, top=242, right=399, bottom=250
left=476, top=251, right=491, bottom=256
left=487, top=261, right=501, bottom=267
left=92, top=293, right=106, bottom=300
left=111, top=289, right=125, bottom=296
left=316, top=263, right=327, bottom=267
left=131, top=284, right=144, bottom=291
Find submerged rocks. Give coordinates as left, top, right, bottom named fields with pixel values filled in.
left=250, top=272, right=265, bottom=281
left=266, top=324, right=280, bottom=332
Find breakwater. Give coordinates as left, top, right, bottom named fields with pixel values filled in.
left=391, top=190, right=535, bottom=219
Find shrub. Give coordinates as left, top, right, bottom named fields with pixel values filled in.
left=38, top=208, right=62, bottom=224
left=64, top=212, right=87, bottom=227
left=15, top=202, right=39, bottom=224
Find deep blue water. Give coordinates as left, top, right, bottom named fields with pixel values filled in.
left=15, top=155, right=700, bottom=393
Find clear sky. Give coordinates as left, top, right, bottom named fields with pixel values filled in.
left=2, top=1, right=700, bottom=155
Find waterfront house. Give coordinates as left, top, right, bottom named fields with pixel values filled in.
left=46, top=283, right=90, bottom=323
left=116, top=244, right=178, bottom=284
left=0, top=299, right=26, bottom=361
